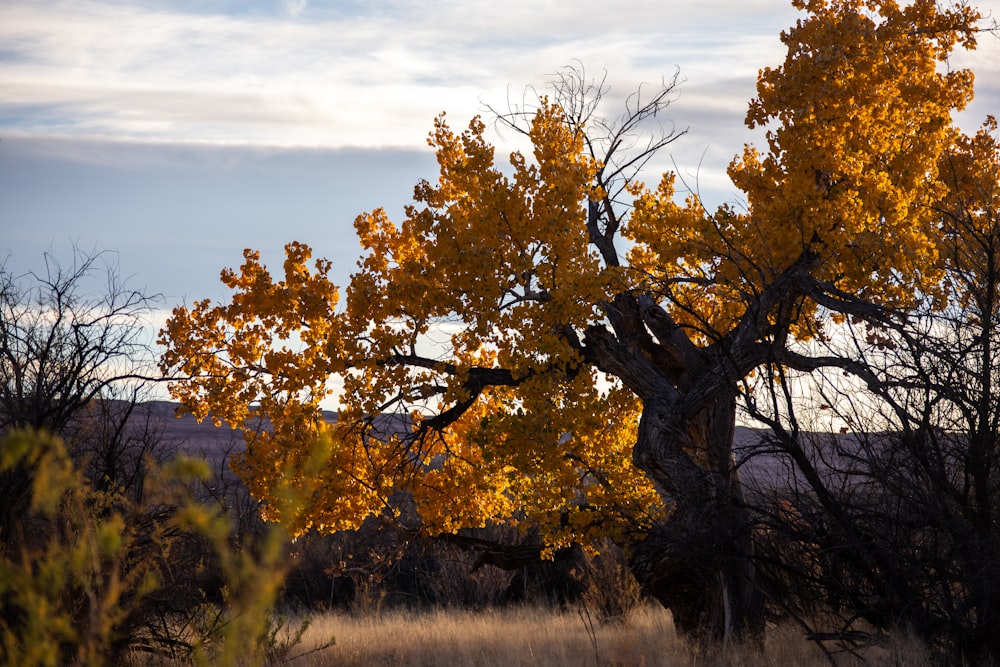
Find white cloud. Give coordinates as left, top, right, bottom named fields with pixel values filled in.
left=1, top=0, right=996, bottom=202
left=0, top=0, right=800, bottom=150
left=284, top=0, right=308, bottom=18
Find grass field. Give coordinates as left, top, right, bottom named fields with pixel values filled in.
left=266, top=604, right=932, bottom=667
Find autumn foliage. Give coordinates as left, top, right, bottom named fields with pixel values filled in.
left=160, top=0, right=994, bottom=643
left=162, top=103, right=661, bottom=548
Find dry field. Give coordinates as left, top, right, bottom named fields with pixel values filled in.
left=270, top=604, right=933, bottom=667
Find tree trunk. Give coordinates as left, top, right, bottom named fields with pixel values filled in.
left=629, top=393, right=763, bottom=642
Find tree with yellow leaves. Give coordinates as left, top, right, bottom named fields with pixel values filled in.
left=161, top=0, right=986, bottom=641
left=733, top=116, right=1000, bottom=661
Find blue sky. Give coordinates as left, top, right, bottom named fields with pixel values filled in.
left=2, top=0, right=998, bottom=313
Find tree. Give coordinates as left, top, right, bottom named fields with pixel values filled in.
left=743, top=116, right=1000, bottom=662
left=0, top=250, right=157, bottom=432
left=160, top=0, right=985, bottom=641
left=0, top=248, right=161, bottom=544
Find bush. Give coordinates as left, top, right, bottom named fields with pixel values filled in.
left=0, top=428, right=303, bottom=666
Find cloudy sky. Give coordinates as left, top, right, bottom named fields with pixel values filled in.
left=2, top=0, right=998, bottom=313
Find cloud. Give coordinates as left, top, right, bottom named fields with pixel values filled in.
left=284, top=0, right=308, bottom=17
left=2, top=0, right=995, bottom=197
left=0, top=0, right=801, bottom=151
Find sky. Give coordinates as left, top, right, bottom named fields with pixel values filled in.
left=2, top=0, right=999, bottom=316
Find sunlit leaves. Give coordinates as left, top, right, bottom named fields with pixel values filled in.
left=937, top=116, right=1000, bottom=317
left=627, top=0, right=979, bottom=337
left=160, top=0, right=989, bottom=559
left=160, top=100, right=648, bottom=546
left=742, top=0, right=977, bottom=294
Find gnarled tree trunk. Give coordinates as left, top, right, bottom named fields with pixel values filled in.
left=581, top=293, right=767, bottom=642
left=629, top=393, right=763, bottom=642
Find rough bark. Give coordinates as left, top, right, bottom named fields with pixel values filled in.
left=629, top=393, right=763, bottom=642
left=577, top=286, right=775, bottom=642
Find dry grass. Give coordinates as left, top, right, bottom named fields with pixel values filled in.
left=273, top=604, right=933, bottom=667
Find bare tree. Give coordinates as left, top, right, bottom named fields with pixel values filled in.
left=0, top=249, right=158, bottom=431
left=740, top=125, right=1000, bottom=662
left=0, top=247, right=161, bottom=542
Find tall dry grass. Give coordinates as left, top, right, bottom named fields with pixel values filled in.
left=271, top=604, right=935, bottom=667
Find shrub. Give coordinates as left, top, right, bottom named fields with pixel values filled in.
left=0, top=428, right=306, bottom=666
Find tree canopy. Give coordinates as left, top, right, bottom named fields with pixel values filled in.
left=160, top=0, right=991, bottom=640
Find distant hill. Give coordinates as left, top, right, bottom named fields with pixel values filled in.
left=137, top=400, right=336, bottom=467
left=137, top=400, right=837, bottom=498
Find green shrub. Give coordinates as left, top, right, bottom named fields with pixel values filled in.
left=0, top=428, right=319, bottom=666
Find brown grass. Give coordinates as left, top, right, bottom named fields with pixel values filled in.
left=273, top=604, right=934, bottom=667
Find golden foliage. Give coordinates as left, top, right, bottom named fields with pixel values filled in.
left=161, top=101, right=655, bottom=547
left=937, top=115, right=1000, bottom=314
left=627, top=0, right=979, bottom=334
left=160, top=1, right=989, bottom=557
